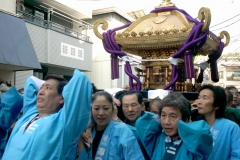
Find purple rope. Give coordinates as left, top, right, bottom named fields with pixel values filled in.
left=172, top=28, right=209, bottom=58
left=106, top=30, right=116, bottom=50
left=111, top=55, right=119, bottom=79
left=184, top=53, right=190, bottom=79
left=110, top=32, right=120, bottom=50
left=163, top=64, right=179, bottom=91
left=125, top=62, right=142, bottom=90
left=102, top=22, right=142, bottom=90
left=184, top=51, right=195, bottom=79
left=101, top=5, right=223, bottom=91
left=102, top=33, right=125, bottom=56
left=189, top=53, right=195, bottom=78
left=151, top=6, right=211, bottom=90
left=171, top=64, right=176, bottom=83
left=153, top=6, right=226, bottom=88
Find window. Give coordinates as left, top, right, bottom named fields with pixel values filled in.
left=227, top=71, right=240, bottom=81
left=71, top=47, right=75, bottom=56
left=78, top=50, right=82, bottom=58
left=62, top=45, right=68, bottom=54
left=77, top=49, right=84, bottom=60
left=61, top=42, right=84, bottom=60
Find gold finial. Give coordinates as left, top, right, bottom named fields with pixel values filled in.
left=219, top=31, right=230, bottom=47
left=155, top=0, right=175, bottom=8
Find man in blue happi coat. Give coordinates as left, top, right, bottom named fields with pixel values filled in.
left=136, top=92, right=213, bottom=160
left=198, top=85, right=240, bottom=160
left=2, top=69, right=92, bottom=160
left=120, top=91, right=150, bottom=160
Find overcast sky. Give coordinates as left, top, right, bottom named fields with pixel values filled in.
left=58, top=0, right=240, bottom=53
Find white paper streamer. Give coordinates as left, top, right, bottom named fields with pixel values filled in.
left=168, top=57, right=184, bottom=65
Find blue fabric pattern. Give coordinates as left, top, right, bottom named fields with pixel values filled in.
left=66, top=121, right=144, bottom=160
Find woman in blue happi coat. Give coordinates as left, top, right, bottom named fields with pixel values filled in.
left=66, top=91, right=144, bottom=160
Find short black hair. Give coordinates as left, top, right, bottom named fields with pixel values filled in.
left=159, top=92, right=191, bottom=122
left=92, top=83, right=98, bottom=94
left=225, top=85, right=237, bottom=91
left=120, top=91, right=143, bottom=105
left=150, top=99, right=161, bottom=109
left=45, top=74, right=68, bottom=95
left=199, top=84, right=226, bottom=118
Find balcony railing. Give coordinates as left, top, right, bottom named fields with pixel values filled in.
left=17, top=10, right=92, bottom=43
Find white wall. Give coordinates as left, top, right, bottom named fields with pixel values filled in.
left=0, top=0, right=16, bottom=14
left=15, top=70, right=33, bottom=89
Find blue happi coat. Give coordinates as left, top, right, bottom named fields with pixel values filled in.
left=2, top=69, right=92, bottom=160
left=136, top=112, right=213, bottom=160
left=124, top=111, right=151, bottom=160
left=0, top=87, right=23, bottom=141
left=66, top=121, right=144, bottom=160
left=208, top=118, right=240, bottom=160
left=0, top=87, right=23, bottom=158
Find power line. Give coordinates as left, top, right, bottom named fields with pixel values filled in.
left=210, top=14, right=240, bottom=28
left=227, top=35, right=240, bottom=46
left=211, top=18, right=240, bottom=31
left=230, top=35, right=240, bottom=42
left=231, top=33, right=240, bottom=38
left=234, top=46, right=240, bottom=52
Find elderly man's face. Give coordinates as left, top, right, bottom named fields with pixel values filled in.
left=160, top=106, right=182, bottom=140
left=122, top=94, right=142, bottom=122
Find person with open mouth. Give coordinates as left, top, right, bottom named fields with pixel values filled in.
left=136, top=92, right=213, bottom=160
left=66, top=91, right=144, bottom=160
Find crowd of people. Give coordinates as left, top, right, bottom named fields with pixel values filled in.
left=0, top=70, right=240, bottom=160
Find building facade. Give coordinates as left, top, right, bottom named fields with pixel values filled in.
left=1, top=0, right=158, bottom=90
left=216, top=54, right=240, bottom=88
left=0, top=0, right=41, bottom=88
left=13, top=0, right=94, bottom=88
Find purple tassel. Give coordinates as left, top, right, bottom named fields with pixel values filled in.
left=184, top=53, right=190, bottom=79
left=210, top=62, right=219, bottom=82
left=189, top=54, right=195, bottom=79
left=197, top=69, right=204, bottom=83
left=111, top=55, right=119, bottom=79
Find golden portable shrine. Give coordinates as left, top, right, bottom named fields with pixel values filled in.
left=93, top=0, right=230, bottom=93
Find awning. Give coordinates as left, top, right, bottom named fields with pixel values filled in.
left=0, top=10, right=41, bottom=71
